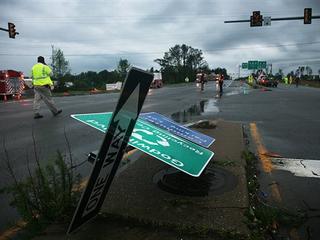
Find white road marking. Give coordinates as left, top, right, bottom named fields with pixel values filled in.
left=0, top=99, right=33, bottom=104
left=272, top=157, right=320, bottom=178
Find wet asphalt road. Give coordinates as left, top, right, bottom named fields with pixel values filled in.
left=0, top=81, right=227, bottom=231
left=1, top=81, right=319, bottom=238
left=214, top=83, right=320, bottom=239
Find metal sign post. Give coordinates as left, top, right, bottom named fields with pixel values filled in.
left=67, top=67, right=153, bottom=234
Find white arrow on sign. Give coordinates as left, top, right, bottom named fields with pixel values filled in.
left=132, top=129, right=170, bottom=147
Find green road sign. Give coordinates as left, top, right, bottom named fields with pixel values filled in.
left=248, top=60, right=259, bottom=70
left=71, top=112, right=214, bottom=177
left=242, top=63, right=248, bottom=69
left=258, top=61, right=267, bottom=69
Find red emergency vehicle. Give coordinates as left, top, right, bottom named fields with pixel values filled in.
left=150, top=72, right=163, bottom=88
left=0, top=70, right=25, bottom=100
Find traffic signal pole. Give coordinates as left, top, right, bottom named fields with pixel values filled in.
left=0, top=22, right=19, bottom=38
left=224, top=15, right=320, bottom=24
left=0, top=27, right=9, bottom=32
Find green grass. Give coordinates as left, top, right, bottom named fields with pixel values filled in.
left=242, top=151, right=306, bottom=239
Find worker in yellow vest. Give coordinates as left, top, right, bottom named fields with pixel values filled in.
left=289, top=75, right=293, bottom=85
left=31, top=56, right=62, bottom=119
left=247, top=75, right=251, bottom=84
left=248, top=74, right=253, bottom=85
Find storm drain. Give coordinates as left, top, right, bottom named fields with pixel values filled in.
left=153, top=167, right=237, bottom=197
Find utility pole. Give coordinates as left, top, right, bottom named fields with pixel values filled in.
left=51, top=45, right=55, bottom=77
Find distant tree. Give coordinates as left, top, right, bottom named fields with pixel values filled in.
left=213, top=67, right=229, bottom=79
left=117, top=58, right=131, bottom=80
left=51, top=46, right=71, bottom=90
left=155, top=44, right=207, bottom=71
left=298, top=66, right=305, bottom=76
left=51, top=47, right=70, bottom=79
left=154, top=44, right=208, bottom=83
left=306, top=66, right=312, bottom=76
left=275, top=68, right=283, bottom=80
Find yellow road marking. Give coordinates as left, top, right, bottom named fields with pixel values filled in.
left=250, top=123, right=302, bottom=239
left=250, top=122, right=282, bottom=202
left=270, top=183, right=282, bottom=202
left=249, top=123, right=273, bottom=173
left=0, top=221, right=26, bottom=240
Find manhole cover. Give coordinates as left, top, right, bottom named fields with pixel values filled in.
left=153, top=167, right=237, bottom=197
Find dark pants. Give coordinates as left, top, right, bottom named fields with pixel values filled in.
left=33, top=86, right=59, bottom=115
left=219, top=82, right=223, bottom=93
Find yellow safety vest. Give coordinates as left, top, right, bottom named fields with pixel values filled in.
left=31, top=63, right=53, bottom=86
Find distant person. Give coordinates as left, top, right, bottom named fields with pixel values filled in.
left=200, top=72, right=205, bottom=91
left=185, top=76, right=189, bottom=83
left=219, top=74, right=224, bottom=93
left=289, top=75, right=293, bottom=85
left=31, top=56, right=62, bottom=119
left=216, top=75, right=220, bottom=91
left=295, top=71, right=301, bottom=88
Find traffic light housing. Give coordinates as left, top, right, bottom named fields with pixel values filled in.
left=304, top=8, right=312, bottom=24
left=250, top=11, right=263, bottom=27
left=8, top=22, right=17, bottom=38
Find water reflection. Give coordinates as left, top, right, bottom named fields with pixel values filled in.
left=171, top=99, right=219, bottom=123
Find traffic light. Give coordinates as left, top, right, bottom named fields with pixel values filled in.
left=8, top=22, right=17, bottom=38
left=304, top=8, right=312, bottom=24
left=250, top=11, right=263, bottom=27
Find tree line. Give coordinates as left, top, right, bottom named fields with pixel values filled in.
left=275, top=66, right=320, bottom=81
left=51, top=44, right=229, bottom=91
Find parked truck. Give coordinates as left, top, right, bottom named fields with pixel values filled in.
left=0, top=70, right=25, bottom=100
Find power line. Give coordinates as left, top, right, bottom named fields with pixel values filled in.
left=1, top=41, right=320, bottom=57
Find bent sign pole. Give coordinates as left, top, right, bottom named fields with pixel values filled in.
left=67, top=67, right=153, bottom=234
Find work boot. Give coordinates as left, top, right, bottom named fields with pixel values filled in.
left=34, top=113, right=43, bottom=119
left=53, top=109, right=62, bottom=116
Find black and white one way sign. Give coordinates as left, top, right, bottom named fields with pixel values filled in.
left=67, top=67, right=153, bottom=234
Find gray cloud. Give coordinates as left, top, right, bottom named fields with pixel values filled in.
left=0, top=0, right=319, bottom=75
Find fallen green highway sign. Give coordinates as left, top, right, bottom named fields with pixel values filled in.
left=71, top=112, right=214, bottom=177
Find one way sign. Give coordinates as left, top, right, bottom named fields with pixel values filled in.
left=67, top=67, right=153, bottom=234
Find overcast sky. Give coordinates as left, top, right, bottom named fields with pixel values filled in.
left=0, top=0, right=319, bottom=76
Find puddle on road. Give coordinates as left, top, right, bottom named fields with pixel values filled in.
left=171, top=99, right=219, bottom=123
left=225, top=90, right=242, bottom=96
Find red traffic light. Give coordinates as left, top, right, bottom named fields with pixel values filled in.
left=250, top=11, right=263, bottom=27
left=304, top=8, right=312, bottom=24
left=8, top=22, right=17, bottom=38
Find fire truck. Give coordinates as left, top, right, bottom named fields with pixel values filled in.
left=0, top=70, right=25, bottom=101
left=150, top=72, right=163, bottom=88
